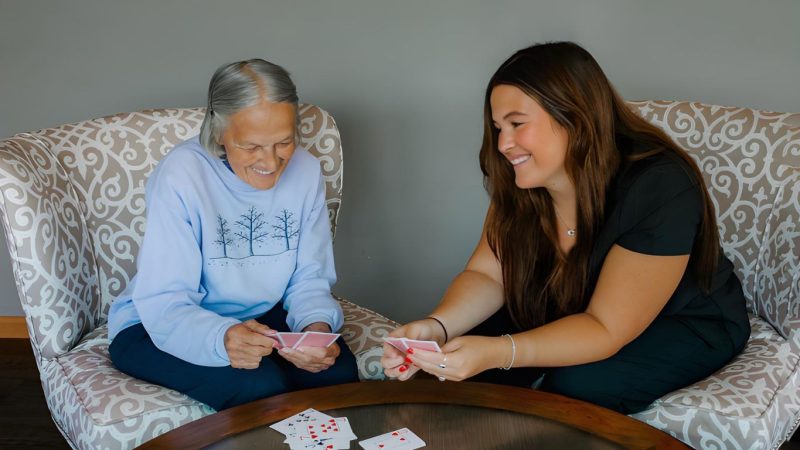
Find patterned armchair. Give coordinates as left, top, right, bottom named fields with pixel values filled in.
left=0, top=105, right=398, bottom=449
left=629, top=101, right=800, bottom=449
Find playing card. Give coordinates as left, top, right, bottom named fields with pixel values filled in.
left=383, top=337, right=408, bottom=353
left=270, top=408, right=335, bottom=437
left=289, top=417, right=357, bottom=442
left=402, top=339, right=442, bottom=353
left=359, top=428, right=425, bottom=450
left=285, top=435, right=350, bottom=449
left=276, top=332, right=306, bottom=349
left=265, top=333, right=285, bottom=348
left=296, top=331, right=340, bottom=348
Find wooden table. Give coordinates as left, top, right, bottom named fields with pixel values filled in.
left=137, top=380, right=689, bottom=449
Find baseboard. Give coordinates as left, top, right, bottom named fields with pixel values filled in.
left=0, top=316, right=28, bottom=339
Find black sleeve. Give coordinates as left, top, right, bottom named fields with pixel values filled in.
left=616, top=159, right=703, bottom=256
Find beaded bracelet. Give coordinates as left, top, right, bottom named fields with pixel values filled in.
left=500, top=334, right=516, bottom=370
left=426, top=316, right=448, bottom=343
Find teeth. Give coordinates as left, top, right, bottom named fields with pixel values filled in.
left=510, top=155, right=531, bottom=166
left=251, top=167, right=275, bottom=175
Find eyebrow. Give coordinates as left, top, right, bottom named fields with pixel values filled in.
left=502, top=111, right=527, bottom=120
left=492, top=111, right=527, bottom=124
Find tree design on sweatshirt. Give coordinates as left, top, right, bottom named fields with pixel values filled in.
left=214, top=214, right=236, bottom=257
left=234, top=206, right=269, bottom=256
left=212, top=206, right=300, bottom=259
left=272, top=209, right=300, bottom=251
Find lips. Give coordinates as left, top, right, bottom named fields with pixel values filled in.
left=509, top=154, right=531, bottom=166
left=251, top=167, right=275, bottom=176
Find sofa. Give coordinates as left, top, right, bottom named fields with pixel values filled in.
left=0, top=100, right=798, bottom=449
left=0, top=104, right=398, bottom=449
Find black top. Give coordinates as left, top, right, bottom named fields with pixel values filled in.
left=586, top=139, right=750, bottom=352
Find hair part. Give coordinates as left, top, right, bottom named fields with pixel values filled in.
left=199, top=59, right=299, bottom=158
left=479, top=42, right=720, bottom=330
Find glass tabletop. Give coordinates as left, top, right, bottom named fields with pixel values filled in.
left=207, top=402, right=623, bottom=449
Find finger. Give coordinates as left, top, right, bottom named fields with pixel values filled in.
left=279, top=347, right=314, bottom=365
left=408, top=352, right=449, bottom=379
left=242, top=330, right=278, bottom=349
left=235, top=340, right=273, bottom=357
left=398, top=364, right=421, bottom=381
left=294, top=346, right=328, bottom=362
left=405, top=348, right=441, bottom=364
left=243, top=320, right=276, bottom=335
left=441, top=338, right=464, bottom=353
left=382, top=342, right=406, bottom=360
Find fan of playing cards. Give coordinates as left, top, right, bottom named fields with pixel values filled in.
left=270, top=408, right=426, bottom=449
left=267, top=331, right=340, bottom=350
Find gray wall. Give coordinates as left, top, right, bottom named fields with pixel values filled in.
left=1, top=0, right=798, bottom=321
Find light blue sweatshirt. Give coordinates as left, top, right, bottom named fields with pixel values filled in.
left=108, top=136, right=342, bottom=367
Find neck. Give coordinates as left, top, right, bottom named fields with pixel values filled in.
left=547, top=183, right=577, bottom=228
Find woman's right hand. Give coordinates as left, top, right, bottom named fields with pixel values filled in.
left=224, top=320, right=277, bottom=369
left=382, top=319, right=446, bottom=381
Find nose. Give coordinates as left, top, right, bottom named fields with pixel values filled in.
left=256, top=147, right=280, bottom=170
left=497, top=129, right=514, bottom=153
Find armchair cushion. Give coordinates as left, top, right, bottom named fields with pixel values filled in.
left=632, top=315, right=800, bottom=448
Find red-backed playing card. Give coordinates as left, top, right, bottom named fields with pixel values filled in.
left=296, top=331, right=340, bottom=348
left=402, top=339, right=441, bottom=353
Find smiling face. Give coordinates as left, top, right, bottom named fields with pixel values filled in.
left=219, top=100, right=296, bottom=190
left=490, top=84, right=571, bottom=190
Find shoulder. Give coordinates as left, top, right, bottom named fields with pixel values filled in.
left=279, top=147, right=323, bottom=191
left=149, top=137, right=216, bottom=189
left=612, top=142, right=704, bottom=227
left=155, top=137, right=214, bottom=174
left=615, top=148, right=700, bottom=206
left=288, top=147, right=323, bottom=177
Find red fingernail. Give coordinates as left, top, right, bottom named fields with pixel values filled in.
left=406, top=348, right=414, bottom=354
left=399, top=365, right=408, bottom=372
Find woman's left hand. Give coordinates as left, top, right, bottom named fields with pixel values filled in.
left=278, top=322, right=341, bottom=373
left=279, top=342, right=340, bottom=373
left=406, top=335, right=507, bottom=381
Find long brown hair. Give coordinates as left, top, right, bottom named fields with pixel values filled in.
left=479, top=42, right=719, bottom=330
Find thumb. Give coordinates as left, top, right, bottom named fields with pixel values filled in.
left=441, top=337, right=463, bottom=353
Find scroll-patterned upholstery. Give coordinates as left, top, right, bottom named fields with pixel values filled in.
left=0, top=105, right=398, bottom=449
left=628, top=101, right=800, bottom=449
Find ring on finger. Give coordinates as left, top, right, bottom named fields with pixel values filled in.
left=438, top=375, right=446, bottom=382
left=438, top=354, right=448, bottom=369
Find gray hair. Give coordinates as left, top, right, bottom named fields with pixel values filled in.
left=199, top=59, right=299, bottom=158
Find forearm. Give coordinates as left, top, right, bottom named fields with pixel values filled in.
left=429, top=270, right=505, bottom=340
left=509, top=312, right=620, bottom=368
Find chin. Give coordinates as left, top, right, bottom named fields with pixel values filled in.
left=514, top=178, right=539, bottom=190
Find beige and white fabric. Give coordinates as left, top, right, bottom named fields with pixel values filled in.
left=628, top=101, right=800, bottom=450
left=0, top=105, right=398, bottom=449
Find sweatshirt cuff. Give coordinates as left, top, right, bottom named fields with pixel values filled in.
left=294, top=312, right=340, bottom=333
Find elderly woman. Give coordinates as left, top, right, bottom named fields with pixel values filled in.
left=108, top=59, right=358, bottom=410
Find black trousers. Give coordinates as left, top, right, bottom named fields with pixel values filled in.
left=109, top=303, right=359, bottom=411
left=465, top=308, right=738, bottom=414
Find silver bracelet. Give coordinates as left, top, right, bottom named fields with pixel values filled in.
left=501, top=334, right=516, bottom=370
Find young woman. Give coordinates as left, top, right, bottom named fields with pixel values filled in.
left=382, top=42, right=750, bottom=414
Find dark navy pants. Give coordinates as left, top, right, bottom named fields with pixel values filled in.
left=109, top=303, right=359, bottom=411
left=465, top=307, right=738, bottom=414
